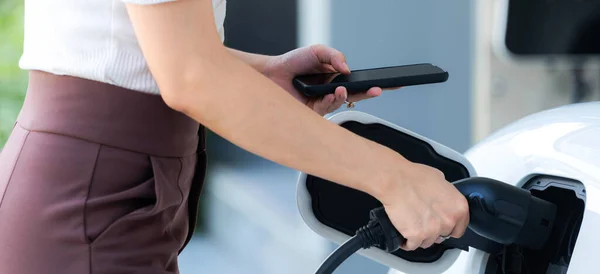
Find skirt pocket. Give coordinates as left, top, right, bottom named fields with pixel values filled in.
left=0, top=124, right=29, bottom=210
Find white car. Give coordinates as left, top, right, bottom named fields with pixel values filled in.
left=297, top=102, right=597, bottom=274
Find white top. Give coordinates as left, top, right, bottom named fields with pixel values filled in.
left=19, top=0, right=227, bottom=94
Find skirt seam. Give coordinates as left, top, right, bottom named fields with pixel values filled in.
left=176, top=158, right=185, bottom=206
left=167, top=157, right=185, bottom=243
left=83, top=144, right=102, bottom=274
left=0, top=129, right=30, bottom=210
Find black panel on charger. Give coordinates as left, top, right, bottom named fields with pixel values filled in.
left=305, top=121, right=503, bottom=263
left=505, top=0, right=600, bottom=55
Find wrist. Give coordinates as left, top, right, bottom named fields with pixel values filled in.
left=226, top=48, right=274, bottom=75
left=359, top=145, right=412, bottom=204
left=261, top=54, right=282, bottom=78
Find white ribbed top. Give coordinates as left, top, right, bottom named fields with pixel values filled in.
left=19, top=0, right=227, bottom=94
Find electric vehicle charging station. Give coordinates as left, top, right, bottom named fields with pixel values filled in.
left=297, top=102, right=598, bottom=274
left=295, top=1, right=599, bottom=272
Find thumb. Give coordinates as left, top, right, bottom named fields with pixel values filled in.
left=309, top=44, right=350, bottom=74
left=281, top=45, right=350, bottom=75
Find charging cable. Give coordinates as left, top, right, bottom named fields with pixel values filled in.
left=314, top=207, right=405, bottom=274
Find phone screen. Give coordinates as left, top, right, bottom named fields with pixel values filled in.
left=295, top=64, right=442, bottom=86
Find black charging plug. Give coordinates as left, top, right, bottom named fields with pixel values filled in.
left=367, top=207, right=405, bottom=253
left=313, top=177, right=559, bottom=274
left=453, top=177, right=557, bottom=250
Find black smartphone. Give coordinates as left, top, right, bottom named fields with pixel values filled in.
left=292, top=63, right=449, bottom=97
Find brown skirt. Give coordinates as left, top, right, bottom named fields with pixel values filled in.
left=0, top=71, right=207, bottom=274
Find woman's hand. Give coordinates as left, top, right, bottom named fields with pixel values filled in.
left=264, top=45, right=383, bottom=116
left=376, top=162, right=470, bottom=251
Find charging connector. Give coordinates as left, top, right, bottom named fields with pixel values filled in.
left=313, top=177, right=559, bottom=274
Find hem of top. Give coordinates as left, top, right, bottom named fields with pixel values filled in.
left=19, top=50, right=162, bottom=95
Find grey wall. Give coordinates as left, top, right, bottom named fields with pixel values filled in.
left=329, top=0, right=474, bottom=152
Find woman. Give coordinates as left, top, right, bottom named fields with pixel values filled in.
left=0, top=0, right=469, bottom=273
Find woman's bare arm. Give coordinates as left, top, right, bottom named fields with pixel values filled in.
left=226, top=48, right=271, bottom=74
left=125, top=0, right=400, bottom=199
left=125, top=0, right=469, bottom=251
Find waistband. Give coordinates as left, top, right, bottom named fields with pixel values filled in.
left=17, top=71, right=203, bottom=158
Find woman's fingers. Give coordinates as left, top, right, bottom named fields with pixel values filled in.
left=347, top=87, right=382, bottom=102
left=309, top=87, right=348, bottom=115
left=310, top=94, right=335, bottom=116
left=326, top=87, right=348, bottom=113
left=449, top=199, right=470, bottom=239
left=320, top=63, right=337, bottom=73
left=313, top=86, right=381, bottom=115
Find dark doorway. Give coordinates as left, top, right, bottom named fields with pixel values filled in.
left=199, top=0, right=300, bottom=232
left=223, top=0, right=298, bottom=55
left=206, top=0, right=299, bottom=165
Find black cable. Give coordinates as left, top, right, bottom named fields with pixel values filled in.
left=314, top=235, right=364, bottom=274
left=314, top=207, right=405, bottom=274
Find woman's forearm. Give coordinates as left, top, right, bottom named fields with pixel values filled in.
left=226, top=48, right=272, bottom=74
left=178, top=50, right=404, bottom=198
left=126, top=0, right=406, bottom=200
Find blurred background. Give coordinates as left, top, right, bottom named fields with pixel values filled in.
left=0, top=0, right=598, bottom=273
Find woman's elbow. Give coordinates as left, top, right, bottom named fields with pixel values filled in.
left=158, top=67, right=209, bottom=114
left=157, top=49, right=232, bottom=116
left=161, top=87, right=189, bottom=113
